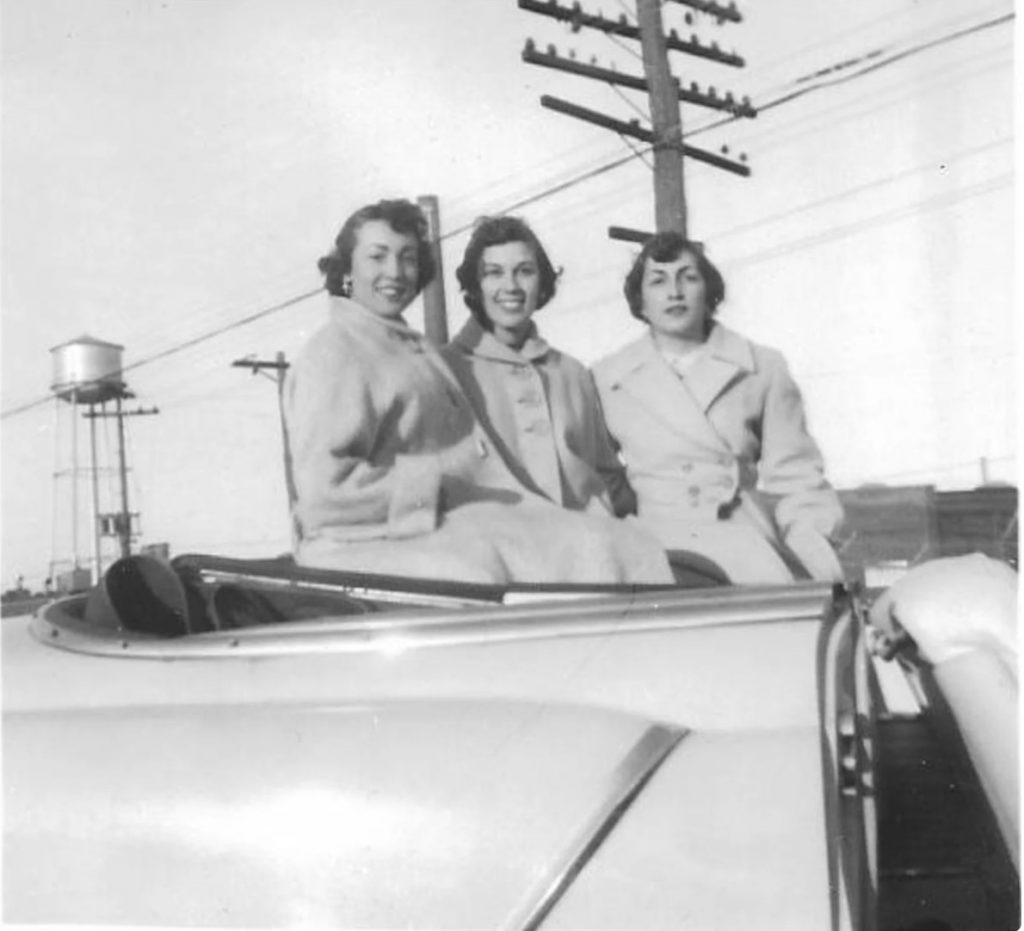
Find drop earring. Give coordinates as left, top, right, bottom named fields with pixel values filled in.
left=341, top=274, right=353, bottom=297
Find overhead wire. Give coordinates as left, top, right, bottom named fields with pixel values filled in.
left=1, top=286, right=322, bottom=420
left=737, top=0, right=1010, bottom=88
left=2, top=8, right=1012, bottom=423
left=555, top=167, right=1011, bottom=315
left=687, top=11, right=1013, bottom=140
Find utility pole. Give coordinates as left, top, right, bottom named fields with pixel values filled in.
left=637, top=0, right=686, bottom=234
left=519, top=0, right=754, bottom=240
left=231, top=353, right=297, bottom=525
left=83, top=400, right=159, bottom=559
left=417, top=195, right=450, bottom=344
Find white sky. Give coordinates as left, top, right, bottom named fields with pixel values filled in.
left=1, top=0, right=1016, bottom=590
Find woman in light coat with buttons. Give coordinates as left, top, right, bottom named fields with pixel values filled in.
left=283, top=199, right=672, bottom=585
left=591, top=231, right=844, bottom=584
left=442, top=215, right=633, bottom=516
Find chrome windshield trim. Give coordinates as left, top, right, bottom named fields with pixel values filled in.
left=32, top=583, right=834, bottom=660
left=504, top=723, right=688, bottom=931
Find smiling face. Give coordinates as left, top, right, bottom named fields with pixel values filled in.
left=640, top=248, right=712, bottom=344
left=478, top=241, right=541, bottom=347
left=348, top=219, right=421, bottom=319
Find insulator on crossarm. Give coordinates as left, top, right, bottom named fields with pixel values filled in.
left=669, top=28, right=679, bottom=40
left=740, top=153, right=748, bottom=162
left=590, top=55, right=598, bottom=65
left=711, top=41, right=720, bottom=52
left=685, top=12, right=693, bottom=25
left=690, top=81, right=699, bottom=92
left=547, top=43, right=557, bottom=55
left=569, top=48, right=577, bottom=59
left=619, top=13, right=628, bottom=25
left=725, top=91, right=735, bottom=105
left=721, top=145, right=730, bottom=154
left=707, top=86, right=716, bottom=98
left=525, top=38, right=536, bottom=53
left=691, top=33, right=699, bottom=44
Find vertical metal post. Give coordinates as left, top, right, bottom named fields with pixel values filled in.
left=49, top=396, right=62, bottom=584
left=637, top=0, right=687, bottom=235
left=70, top=388, right=80, bottom=568
left=115, top=395, right=131, bottom=558
left=276, top=351, right=301, bottom=547
left=417, top=194, right=449, bottom=344
left=88, top=402, right=102, bottom=583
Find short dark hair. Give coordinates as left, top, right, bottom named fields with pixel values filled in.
left=623, top=232, right=725, bottom=321
left=318, top=199, right=437, bottom=297
left=455, top=215, right=560, bottom=328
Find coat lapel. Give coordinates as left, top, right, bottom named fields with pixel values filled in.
left=606, top=335, right=729, bottom=455
left=682, top=323, right=755, bottom=413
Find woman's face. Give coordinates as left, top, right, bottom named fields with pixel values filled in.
left=348, top=219, right=420, bottom=318
left=478, top=241, right=541, bottom=341
left=640, top=249, right=711, bottom=342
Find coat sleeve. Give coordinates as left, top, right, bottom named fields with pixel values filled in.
left=283, top=340, right=443, bottom=541
left=586, top=369, right=637, bottom=517
left=757, top=350, right=844, bottom=542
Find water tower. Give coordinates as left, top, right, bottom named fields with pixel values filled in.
left=49, top=335, right=138, bottom=591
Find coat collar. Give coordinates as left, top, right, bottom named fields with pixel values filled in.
left=595, top=322, right=756, bottom=452
left=451, top=317, right=551, bottom=364
left=600, top=322, right=754, bottom=411
left=327, top=295, right=427, bottom=351
left=680, top=322, right=756, bottom=413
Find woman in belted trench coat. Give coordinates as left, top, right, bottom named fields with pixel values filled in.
left=283, top=200, right=671, bottom=585
left=442, top=215, right=633, bottom=516
left=592, top=232, right=844, bottom=584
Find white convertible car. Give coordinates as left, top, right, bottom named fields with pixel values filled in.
left=3, top=550, right=1018, bottom=929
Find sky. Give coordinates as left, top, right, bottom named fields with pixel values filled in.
left=1, top=0, right=1016, bottom=590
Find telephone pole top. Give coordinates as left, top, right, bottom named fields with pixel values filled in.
left=519, top=0, right=754, bottom=240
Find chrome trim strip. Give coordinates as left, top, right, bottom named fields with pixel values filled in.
left=504, top=723, right=688, bottom=931
left=33, top=583, right=834, bottom=660
left=194, top=567, right=494, bottom=609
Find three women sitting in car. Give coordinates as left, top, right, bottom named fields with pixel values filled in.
left=283, top=198, right=843, bottom=586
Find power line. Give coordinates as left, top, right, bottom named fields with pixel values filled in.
left=3, top=10, right=1011, bottom=423
left=745, top=0, right=1010, bottom=88
left=536, top=131, right=1012, bottom=297
left=726, top=172, right=1011, bottom=271
left=691, top=11, right=1013, bottom=138
left=1, top=286, right=322, bottom=420
left=544, top=167, right=1012, bottom=327
left=705, top=136, right=1011, bottom=242
left=452, top=10, right=1013, bottom=233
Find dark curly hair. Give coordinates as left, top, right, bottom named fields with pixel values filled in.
left=455, top=215, right=560, bottom=328
left=318, top=199, right=437, bottom=297
left=623, top=232, right=725, bottom=321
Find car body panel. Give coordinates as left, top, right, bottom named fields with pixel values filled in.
left=3, top=582, right=839, bottom=928
left=547, top=727, right=832, bottom=930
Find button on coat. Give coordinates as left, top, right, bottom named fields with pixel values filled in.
left=592, top=323, right=844, bottom=582
left=282, top=298, right=671, bottom=585
left=442, top=318, right=634, bottom=516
